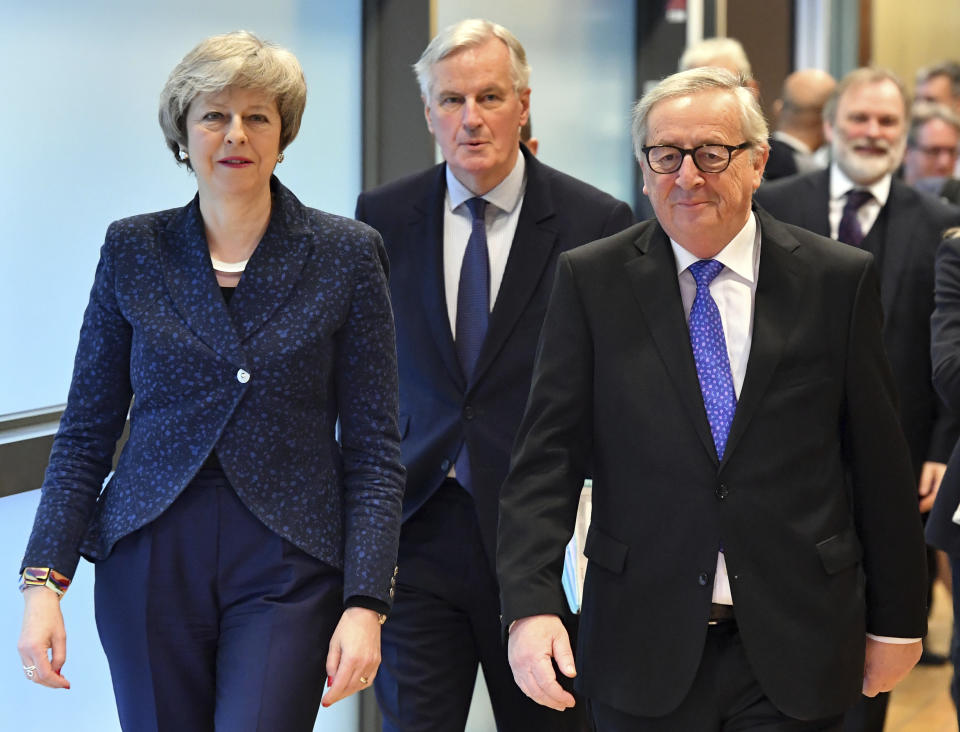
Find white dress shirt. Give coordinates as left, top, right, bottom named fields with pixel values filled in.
left=442, top=153, right=526, bottom=334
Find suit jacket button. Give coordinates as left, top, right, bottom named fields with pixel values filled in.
left=441, top=458, right=451, bottom=472
left=463, top=405, right=475, bottom=420
left=236, top=369, right=250, bottom=384
left=698, top=572, right=710, bottom=586
left=716, top=483, right=729, bottom=499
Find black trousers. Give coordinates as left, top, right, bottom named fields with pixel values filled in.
left=374, top=479, right=589, bottom=731
left=591, top=622, right=844, bottom=732
left=94, top=469, right=343, bottom=732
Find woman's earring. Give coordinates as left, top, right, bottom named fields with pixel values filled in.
left=178, top=148, right=189, bottom=161
left=277, top=152, right=285, bottom=163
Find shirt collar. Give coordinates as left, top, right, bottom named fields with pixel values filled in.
left=445, top=151, right=526, bottom=215
left=829, top=162, right=892, bottom=207
left=671, top=212, right=759, bottom=284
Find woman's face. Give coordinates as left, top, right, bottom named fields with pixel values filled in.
left=185, top=86, right=282, bottom=204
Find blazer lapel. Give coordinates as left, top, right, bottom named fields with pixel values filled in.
left=722, top=210, right=805, bottom=463
left=471, top=150, right=558, bottom=388
left=159, top=196, right=245, bottom=365
left=413, top=166, right=466, bottom=390
left=229, top=180, right=314, bottom=342
left=626, top=225, right=719, bottom=462
left=799, top=169, right=832, bottom=237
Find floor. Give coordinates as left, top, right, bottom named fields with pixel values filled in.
left=887, top=582, right=957, bottom=731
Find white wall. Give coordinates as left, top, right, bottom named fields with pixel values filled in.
left=0, top=0, right=363, bottom=417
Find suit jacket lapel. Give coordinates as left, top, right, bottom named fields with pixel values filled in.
left=160, top=196, right=245, bottom=365
left=804, top=169, right=832, bottom=237
left=471, top=149, right=558, bottom=388
left=414, top=166, right=466, bottom=390
left=229, top=180, right=314, bottom=342
left=873, top=180, right=916, bottom=322
left=626, top=225, right=719, bottom=461
left=722, top=210, right=805, bottom=463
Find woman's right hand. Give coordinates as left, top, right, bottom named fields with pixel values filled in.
left=17, top=587, right=70, bottom=689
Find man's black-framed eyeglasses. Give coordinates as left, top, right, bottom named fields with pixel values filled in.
left=641, top=142, right=752, bottom=174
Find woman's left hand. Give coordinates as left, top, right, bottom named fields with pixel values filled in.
left=321, top=606, right=382, bottom=706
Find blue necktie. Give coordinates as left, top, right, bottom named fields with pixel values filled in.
left=454, top=197, right=489, bottom=490
left=688, top=260, right=737, bottom=460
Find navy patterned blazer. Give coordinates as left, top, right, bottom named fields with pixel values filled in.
left=21, top=178, right=405, bottom=605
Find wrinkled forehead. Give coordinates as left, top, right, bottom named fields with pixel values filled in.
left=838, top=79, right=907, bottom=116
left=647, top=89, right=743, bottom=142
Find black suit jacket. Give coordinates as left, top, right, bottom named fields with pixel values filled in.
left=755, top=170, right=960, bottom=475
left=498, top=209, right=927, bottom=720
left=355, top=145, right=634, bottom=563
left=926, top=236, right=960, bottom=555
left=763, top=136, right=800, bottom=181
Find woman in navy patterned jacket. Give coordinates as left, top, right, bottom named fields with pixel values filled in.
left=16, top=31, right=404, bottom=730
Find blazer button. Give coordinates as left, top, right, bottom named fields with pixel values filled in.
left=236, top=369, right=251, bottom=384
left=716, top=483, right=729, bottom=500
left=698, top=572, right=710, bottom=586
left=463, top=405, right=475, bottom=420
left=440, top=458, right=451, bottom=472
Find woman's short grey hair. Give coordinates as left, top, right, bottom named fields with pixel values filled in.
left=632, top=67, right=769, bottom=164
left=413, top=19, right=530, bottom=100
left=159, top=30, right=306, bottom=168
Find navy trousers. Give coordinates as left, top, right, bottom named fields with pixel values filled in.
left=374, top=479, right=588, bottom=732
left=94, top=469, right=343, bottom=732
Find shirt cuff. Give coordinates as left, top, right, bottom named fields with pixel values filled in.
left=866, top=633, right=922, bottom=644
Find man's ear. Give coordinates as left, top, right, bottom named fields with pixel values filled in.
left=823, top=118, right=834, bottom=144
left=423, top=96, right=435, bottom=136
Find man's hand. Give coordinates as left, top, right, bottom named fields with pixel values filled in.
left=507, top=614, right=576, bottom=711
left=918, top=461, right=947, bottom=513
left=861, top=637, right=922, bottom=696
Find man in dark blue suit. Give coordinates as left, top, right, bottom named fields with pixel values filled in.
left=355, top=18, right=634, bottom=731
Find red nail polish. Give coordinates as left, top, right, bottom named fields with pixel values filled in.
left=327, top=677, right=332, bottom=687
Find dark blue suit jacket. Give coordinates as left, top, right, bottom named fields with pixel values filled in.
left=355, top=146, right=634, bottom=563
left=22, top=178, right=404, bottom=605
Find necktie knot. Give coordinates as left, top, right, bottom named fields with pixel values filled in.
left=689, top=259, right=724, bottom=288
left=844, top=188, right=872, bottom=211
left=466, top=197, right=487, bottom=221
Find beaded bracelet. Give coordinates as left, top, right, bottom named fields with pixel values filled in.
left=19, top=567, right=71, bottom=597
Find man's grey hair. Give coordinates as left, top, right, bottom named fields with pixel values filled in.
left=823, top=67, right=909, bottom=126
left=632, top=67, right=769, bottom=165
left=907, top=102, right=960, bottom=147
left=158, top=30, right=306, bottom=169
left=916, top=61, right=960, bottom=101
left=413, top=18, right=530, bottom=100
left=679, top=37, right=752, bottom=77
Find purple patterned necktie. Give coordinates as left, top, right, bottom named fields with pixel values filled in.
left=688, top=260, right=737, bottom=460
left=454, top=197, right=488, bottom=491
left=837, top=189, right=873, bottom=247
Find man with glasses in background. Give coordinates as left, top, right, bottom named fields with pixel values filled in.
left=497, top=67, right=928, bottom=731
left=902, top=102, right=960, bottom=205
